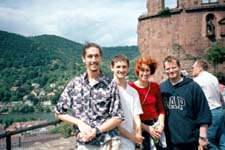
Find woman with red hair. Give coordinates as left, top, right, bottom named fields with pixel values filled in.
left=129, top=56, right=166, bottom=150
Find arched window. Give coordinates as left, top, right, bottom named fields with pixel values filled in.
left=163, top=0, right=178, bottom=9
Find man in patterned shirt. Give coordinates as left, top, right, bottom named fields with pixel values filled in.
left=55, top=42, right=124, bottom=150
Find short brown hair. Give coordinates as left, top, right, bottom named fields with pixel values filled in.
left=195, top=60, right=208, bottom=71
left=110, top=55, right=129, bottom=67
left=163, top=56, right=181, bottom=68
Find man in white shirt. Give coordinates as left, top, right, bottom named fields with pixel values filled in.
left=110, top=55, right=144, bottom=150
left=192, top=60, right=225, bottom=150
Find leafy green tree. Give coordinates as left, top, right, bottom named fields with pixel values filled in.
left=0, top=30, right=140, bottom=104
left=1, top=90, right=11, bottom=102
left=4, top=118, right=14, bottom=127
left=27, top=94, right=39, bottom=105
left=49, top=122, right=73, bottom=137
left=51, top=92, right=61, bottom=105
left=206, top=42, right=225, bottom=72
left=19, top=105, right=35, bottom=113
left=11, top=104, right=35, bottom=113
left=0, top=107, right=9, bottom=113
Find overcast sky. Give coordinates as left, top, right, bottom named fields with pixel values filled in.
left=0, top=0, right=146, bottom=47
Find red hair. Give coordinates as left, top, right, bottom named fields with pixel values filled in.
left=135, top=56, right=158, bottom=76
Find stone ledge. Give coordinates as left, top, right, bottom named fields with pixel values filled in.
left=13, top=136, right=75, bottom=150
left=138, top=8, right=183, bottom=21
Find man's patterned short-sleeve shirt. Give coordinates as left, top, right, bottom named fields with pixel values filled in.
left=55, top=72, right=124, bottom=146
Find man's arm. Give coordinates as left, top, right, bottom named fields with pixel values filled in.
left=55, top=113, right=95, bottom=142
left=118, top=125, right=132, bottom=140
left=56, top=114, right=93, bottom=133
left=134, top=115, right=142, bottom=134
left=118, top=125, right=144, bottom=145
left=97, top=117, right=122, bottom=133
left=118, top=115, right=143, bottom=144
left=199, top=124, right=209, bottom=149
left=133, top=115, right=144, bottom=144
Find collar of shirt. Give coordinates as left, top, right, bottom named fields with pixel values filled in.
left=82, top=71, right=111, bottom=86
left=171, top=77, right=184, bottom=86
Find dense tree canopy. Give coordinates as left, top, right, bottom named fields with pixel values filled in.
left=0, top=30, right=140, bottom=103
left=206, top=42, right=225, bottom=72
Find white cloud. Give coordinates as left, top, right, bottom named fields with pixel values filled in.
left=0, top=0, right=146, bottom=46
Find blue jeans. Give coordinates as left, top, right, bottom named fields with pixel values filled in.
left=207, top=107, right=225, bottom=150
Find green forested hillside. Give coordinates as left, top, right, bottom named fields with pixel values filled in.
left=0, top=30, right=140, bottom=104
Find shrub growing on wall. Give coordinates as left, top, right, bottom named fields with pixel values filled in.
left=206, top=42, right=225, bottom=72
left=158, top=7, right=171, bottom=17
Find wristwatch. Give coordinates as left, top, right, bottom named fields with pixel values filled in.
left=199, top=136, right=208, bottom=141
left=95, top=127, right=101, bottom=135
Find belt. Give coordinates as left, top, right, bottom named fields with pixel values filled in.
left=77, top=139, right=101, bottom=146
left=212, top=106, right=222, bottom=110
left=142, top=118, right=157, bottom=125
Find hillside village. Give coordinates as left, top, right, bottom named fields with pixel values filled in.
left=0, top=30, right=140, bottom=149
left=8, top=83, right=65, bottom=107
left=1, top=0, right=225, bottom=149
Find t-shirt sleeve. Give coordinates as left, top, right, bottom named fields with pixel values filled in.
left=55, top=81, right=73, bottom=115
left=133, top=89, right=143, bottom=115
left=193, top=83, right=212, bottom=126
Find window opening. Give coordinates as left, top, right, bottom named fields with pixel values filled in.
left=164, top=0, right=178, bottom=9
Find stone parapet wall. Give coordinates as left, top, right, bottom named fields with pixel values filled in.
left=147, top=0, right=225, bottom=15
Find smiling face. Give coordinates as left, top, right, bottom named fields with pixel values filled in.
left=164, top=59, right=181, bottom=83
left=111, top=60, right=129, bottom=80
left=137, top=63, right=151, bottom=82
left=82, top=46, right=102, bottom=73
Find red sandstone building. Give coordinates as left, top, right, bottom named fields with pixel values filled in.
left=138, top=0, right=225, bottom=82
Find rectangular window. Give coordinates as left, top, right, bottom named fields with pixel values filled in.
left=164, top=0, right=178, bottom=9
left=202, top=0, right=218, bottom=4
